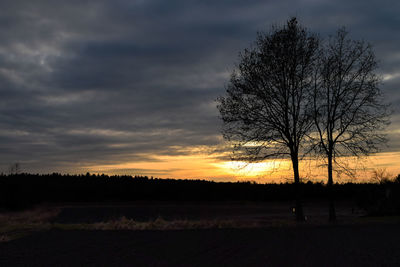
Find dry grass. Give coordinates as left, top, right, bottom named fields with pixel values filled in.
left=0, top=206, right=61, bottom=224
left=90, top=216, right=261, bottom=230
left=0, top=206, right=60, bottom=242
left=0, top=206, right=263, bottom=242
left=2, top=205, right=399, bottom=243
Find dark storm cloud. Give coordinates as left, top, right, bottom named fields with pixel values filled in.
left=0, top=0, right=399, bottom=174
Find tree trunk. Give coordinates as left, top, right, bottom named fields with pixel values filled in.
left=291, top=154, right=305, bottom=222
left=327, top=152, right=336, bottom=222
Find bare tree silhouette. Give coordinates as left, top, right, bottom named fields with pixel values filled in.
left=8, top=162, right=21, bottom=175
left=312, top=29, right=390, bottom=221
left=371, top=168, right=393, bottom=184
left=217, top=18, right=319, bottom=221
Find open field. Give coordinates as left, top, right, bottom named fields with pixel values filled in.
left=1, top=201, right=400, bottom=266
left=52, top=201, right=364, bottom=222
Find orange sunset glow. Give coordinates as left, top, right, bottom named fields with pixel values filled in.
left=0, top=0, right=398, bottom=185
left=3, top=2, right=400, bottom=266
left=86, top=149, right=400, bottom=183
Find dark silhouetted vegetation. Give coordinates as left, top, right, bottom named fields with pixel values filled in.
left=1, top=173, right=400, bottom=216
left=311, top=28, right=389, bottom=221
left=218, top=17, right=390, bottom=222
left=217, top=17, right=319, bottom=221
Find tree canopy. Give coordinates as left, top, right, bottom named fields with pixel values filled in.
left=218, top=18, right=390, bottom=221
left=218, top=18, right=319, bottom=220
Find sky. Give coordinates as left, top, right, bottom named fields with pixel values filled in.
left=0, top=0, right=399, bottom=182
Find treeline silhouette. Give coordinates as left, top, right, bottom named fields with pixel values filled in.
left=1, top=173, right=400, bottom=215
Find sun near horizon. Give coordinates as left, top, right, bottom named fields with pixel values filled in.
left=0, top=1, right=398, bottom=185
left=82, top=150, right=400, bottom=183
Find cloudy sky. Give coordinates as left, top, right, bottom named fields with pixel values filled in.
left=0, top=0, right=399, bottom=181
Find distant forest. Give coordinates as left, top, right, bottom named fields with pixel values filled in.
left=1, top=173, right=400, bottom=215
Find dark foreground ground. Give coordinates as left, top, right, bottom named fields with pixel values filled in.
left=50, top=200, right=363, bottom=224
left=1, top=225, right=400, bottom=266
left=1, top=202, right=399, bottom=266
